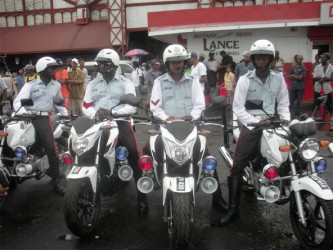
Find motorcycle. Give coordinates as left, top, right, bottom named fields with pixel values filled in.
left=0, top=98, right=73, bottom=208
left=219, top=99, right=333, bottom=249
left=64, top=94, right=137, bottom=237
left=133, top=95, right=226, bottom=246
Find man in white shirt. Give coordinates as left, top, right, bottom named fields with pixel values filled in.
left=189, top=52, right=208, bottom=92
left=205, top=52, right=218, bottom=96
left=131, top=61, right=143, bottom=100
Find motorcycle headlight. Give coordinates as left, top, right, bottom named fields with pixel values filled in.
left=72, top=138, right=89, bottom=156
left=14, top=146, right=27, bottom=158
left=116, top=146, right=128, bottom=161
left=299, top=138, right=320, bottom=160
left=164, top=138, right=196, bottom=165
left=314, top=157, right=327, bottom=173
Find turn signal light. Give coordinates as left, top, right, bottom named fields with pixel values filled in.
left=320, top=141, right=329, bottom=147
left=262, top=164, right=279, bottom=179
left=0, top=132, right=8, bottom=137
left=138, top=156, right=153, bottom=171
left=279, top=145, right=291, bottom=152
left=62, top=153, right=73, bottom=165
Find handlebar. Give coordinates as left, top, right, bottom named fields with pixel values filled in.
left=202, top=116, right=222, bottom=122
left=247, top=120, right=281, bottom=129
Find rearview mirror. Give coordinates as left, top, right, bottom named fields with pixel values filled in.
left=53, top=97, right=65, bottom=106
left=119, top=94, right=141, bottom=107
left=20, top=98, right=34, bottom=107
left=211, top=96, right=226, bottom=106
left=245, top=100, right=263, bottom=110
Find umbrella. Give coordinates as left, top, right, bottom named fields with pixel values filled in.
left=125, top=49, right=149, bottom=57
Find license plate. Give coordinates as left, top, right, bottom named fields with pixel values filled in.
left=176, top=177, right=185, bottom=191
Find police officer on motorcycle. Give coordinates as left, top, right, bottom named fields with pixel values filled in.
left=82, top=48, right=149, bottom=214
left=216, top=40, right=290, bottom=226
left=147, top=44, right=228, bottom=212
left=13, top=56, right=68, bottom=195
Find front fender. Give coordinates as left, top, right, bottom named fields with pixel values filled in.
left=162, top=176, right=195, bottom=206
left=67, top=166, right=98, bottom=193
left=291, top=176, right=333, bottom=200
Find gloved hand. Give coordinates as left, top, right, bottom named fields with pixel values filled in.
left=94, top=108, right=111, bottom=120
left=281, top=119, right=290, bottom=127
left=184, top=115, right=193, bottom=121
left=165, top=116, right=175, bottom=122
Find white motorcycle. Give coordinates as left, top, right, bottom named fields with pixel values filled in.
left=64, top=94, right=136, bottom=238
left=133, top=96, right=226, bottom=246
left=0, top=98, right=73, bottom=207
left=219, top=100, right=333, bottom=249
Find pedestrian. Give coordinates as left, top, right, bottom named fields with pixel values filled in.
left=55, top=58, right=70, bottom=108
left=131, top=61, right=144, bottom=101
left=223, top=66, right=235, bottom=105
left=82, top=48, right=149, bottom=214
left=288, top=54, right=306, bottom=117
left=189, top=52, right=209, bottom=103
left=205, top=52, right=218, bottom=97
left=313, top=53, right=333, bottom=130
left=273, top=50, right=284, bottom=73
left=78, top=58, right=88, bottom=91
left=234, top=51, right=254, bottom=83
left=24, top=64, right=38, bottom=83
left=16, top=69, right=25, bottom=93
left=216, top=40, right=290, bottom=226
left=68, top=58, right=85, bottom=116
left=90, top=62, right=99, bottom=81
left=218, top=50, right=233, bottom=85
left=13, top=56, right=68, bottom=195
left=146, top=44, right=227, bottom=212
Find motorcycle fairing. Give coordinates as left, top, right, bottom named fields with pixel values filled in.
left=291, top=175, right=333, bottom=200
left=6, top=121, right=36, bottom=149
left=162, top=176, right=195, bottom=206
left=260, top=129, right=288, bottom=167
left=103, top=140, right=117, bottom=175
left=67, top=166, right=98, bottom=193
left=164, top=121, right=195, bottom=141
left=72, top=117, right=95, bottom=135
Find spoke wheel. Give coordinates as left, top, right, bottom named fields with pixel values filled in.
left=290, top=190, right=333, bottom=249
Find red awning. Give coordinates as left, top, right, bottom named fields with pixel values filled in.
left=308, top=26, right=333, bottom=42
left=0, top=21, right=110, bottom=55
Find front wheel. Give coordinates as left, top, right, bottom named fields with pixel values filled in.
left=290, top=190, right=333, bottom=249
left=64, top=179, right=101, bottom=238
left=167, top=192, right=192, bottom=246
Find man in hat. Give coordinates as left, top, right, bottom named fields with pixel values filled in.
left=235, top=51, right=254, bottom=83
left=24, top=64, right=39, bottom=83
left=189, top=52, right=208, bottom=93
left=68, top=58, right=85, bottom=116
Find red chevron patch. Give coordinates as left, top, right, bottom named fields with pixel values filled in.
left=151, top=99, right=160, bottom=106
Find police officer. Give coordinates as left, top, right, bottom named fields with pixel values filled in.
left=81, top=49, right=149, bottom=214
left=147, top=44, right=227, bottom=212
left=14, top=57, right=68, bottom=195
left=216, top=40, right=290, bottom=226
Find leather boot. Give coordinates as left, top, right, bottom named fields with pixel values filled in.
left=212, top=170, right=228, bottom=212
left=217, top=175, right=242, bottom=226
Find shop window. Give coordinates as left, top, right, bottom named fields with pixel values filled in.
left=27, top=14, right=35, bottom=26
left=44, top=13, right=51, bottom=24
left=4, top=0, right=14, bottom=12
left=54, top=13, right=62, bottom=24
left=35, top=14, right=43, bottom=25
left=91, top=10, right=100, bottom=21
left=16, top=15, right=24, bottom=26
left=25, top=0, right=34, bottom=10
left=7, top=16, right=15, bottom=27
left=100, top=9, right=109, bottom=20
left=63, top=12, right=72, bottom=23
left=0, top=17, right=6, bottom=28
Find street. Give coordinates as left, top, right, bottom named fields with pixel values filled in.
left=1, top=108, right=333, bottom=250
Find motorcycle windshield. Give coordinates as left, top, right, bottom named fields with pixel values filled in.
left=165, top=121, right=195, bottom=141
left=72, top=117, right=95, bottom=134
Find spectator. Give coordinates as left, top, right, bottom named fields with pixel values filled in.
left=55, top=58, right=70, bottom=108
left=0, top=77, right=7, bottom=115
left=90, top=62, right=99, bottom=81
left=218, top=51, right=233, bottom=85
left=288, top=54, right=306, bottom=117
left=312, top=54, right=321, bottom=70
left=146, top=60, right=160, bottom=110
left=235, top=51, right=254, bottom=83
left=24, top=64, right=38, bottom=83
left=199, top=53, right=205, bottom=63
left=131, top=61, right=144, bottom=101
left=313, top=53, right=333, bottom=130
left=158, top=62, right=168, bottom=75
left=189, top=52, right=208, bottom=92
left=65, top=58, right=72, bottom=72
left=78, top=58, right=88, bottom=91
left=223, top=66, right=235, bottom=105
left=16, top=69, right=25, bottom=93
left=205, top=52, right=218, bottom=97
left=68, top=58, right=85, bottom=116
left=273, top=50, right=284, bottom=73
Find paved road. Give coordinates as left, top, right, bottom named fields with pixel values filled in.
left=1, top=107, right=333, bottom=249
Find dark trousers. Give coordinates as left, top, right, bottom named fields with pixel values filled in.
left=116, top=120, right=141, bottom=182
left=231, top=125, right=262, bottom=176
left=289, top=89, right=304, bottom=116
left=31, top=116, right=59, bottom=179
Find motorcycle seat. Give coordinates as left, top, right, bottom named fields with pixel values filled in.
left=289, top=118, right=316, bottom=137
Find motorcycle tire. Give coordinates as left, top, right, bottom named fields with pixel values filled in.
left=64, top=178, right=101, bottom=238
left=167, top=192, right=192, bottom=247
left=290, top=190, right=333, bottom=249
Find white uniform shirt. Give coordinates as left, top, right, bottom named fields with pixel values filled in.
left=150, top=73, right=205, bottom=121
left=0, top=77, right=8, bottom=94
left=131, top=68, right=143, bottom=87
left=14, top=78, right=67, bottom=115
left=82, top=73, right=136, bottom=119
left=191, top=62, right=207, bottom=91
left=233, top=69, right=290, bottom=129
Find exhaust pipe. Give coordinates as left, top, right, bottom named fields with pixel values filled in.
left=137, top=176, right=154, bottom=194
left=259, top=186, right=280, bottom=203
left=219, top=146, right=233, bottom=168
left=15, top=163, right=35, bottom=177
left=118, top=165, right=133, bottom=181
left=201, top=177, right=218, bottom=194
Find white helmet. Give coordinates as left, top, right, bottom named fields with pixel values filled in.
left=36, top=57, right=58, bottom=73
left=95, top=48, right=120, bottom=66
left=163, top=44, right=188, bottom=63
left=250, top=39, right=275, bottom=57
